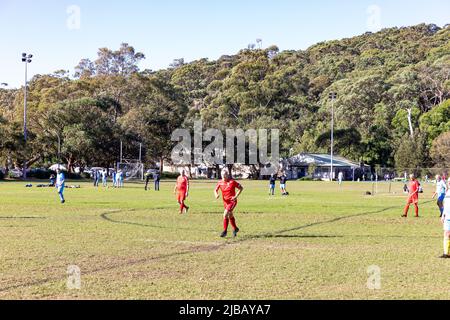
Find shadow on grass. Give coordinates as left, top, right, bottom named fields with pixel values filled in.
left=100, top=210, right=217, bottom=232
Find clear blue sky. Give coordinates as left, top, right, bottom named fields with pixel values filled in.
left=1, top=0, right=449, bottom=88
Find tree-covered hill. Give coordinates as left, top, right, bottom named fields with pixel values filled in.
left=0, top=23, right=449, bottom=173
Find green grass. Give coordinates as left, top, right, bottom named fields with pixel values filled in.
left=0, top=179, right=447, bottom=300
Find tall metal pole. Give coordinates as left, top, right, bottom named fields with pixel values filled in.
left=329, top=92, right=337, bottom=182
left=21, top=53, right=32, bottom=180
left=57, top=133, right=61, bottom=164
left=120, top=140, right=123, bottom=162
left=23, top=60, right=28, bottom=179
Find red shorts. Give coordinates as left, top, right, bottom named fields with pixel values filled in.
left=407, top=196, right=419, bottom=204
left=177, top=191, right=186, bottom=203
left=223, top=200, right=237, bottom=212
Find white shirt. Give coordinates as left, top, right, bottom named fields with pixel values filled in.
left=436, top=180, right=447, bottom=195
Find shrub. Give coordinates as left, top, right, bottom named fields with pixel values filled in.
left=161, top=172, right=179, bottom=179
left=29, top=169, right=51, bottom=180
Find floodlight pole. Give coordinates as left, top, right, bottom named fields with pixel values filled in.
left=329, top=92, right=337, bottom=182
left=57, top=132, right=61, bottom=164
left=120, top=140, right=123, bottom=163
left=22, top=53, right=33, bottom=180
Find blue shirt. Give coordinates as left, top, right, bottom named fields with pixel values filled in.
left=56, top=172, right=65, bottom=188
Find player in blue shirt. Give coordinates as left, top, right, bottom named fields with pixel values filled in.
left=56, top=168, right=66, bottom=204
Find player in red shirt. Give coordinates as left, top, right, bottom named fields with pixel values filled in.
left=402, top=174, right=420, bottom=218
left=174, top=170, right=190, bottom=214
left=214, top=169, right=244, bottom=238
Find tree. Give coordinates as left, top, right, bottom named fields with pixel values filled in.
left=46, top=98, right=123, bottom=172
left=431, top=132, right=450, bottom=168
left=74, top=43, right=145, bottom=78
left=419, top=99, right=450, bottom=145
left=119, top=75, right=187, bottom=169
left=394, top=132, right=429, bottom=174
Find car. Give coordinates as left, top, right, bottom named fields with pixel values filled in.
left=9, top=169, right=24, bottom=178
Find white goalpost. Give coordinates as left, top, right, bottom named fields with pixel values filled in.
left=117, top=141, right=144, bottom=181
left=117, top=161, right=144, bottom=181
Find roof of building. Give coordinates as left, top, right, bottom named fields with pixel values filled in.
left=283, top=153, right=366, bottom=168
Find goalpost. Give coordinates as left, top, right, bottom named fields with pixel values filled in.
left=117, top=160, right=144, bottom=181
left=117, top=141, right=144, bottom=181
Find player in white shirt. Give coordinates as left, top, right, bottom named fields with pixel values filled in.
left=338, top=172, right=344, bottom=186
left=56, top=168, right=66, bottom=204
left=432, top=175, right=447, bottom=217
left=101, top=169, right=108, bottom=187
left=440, top=179, right=450, bottom=258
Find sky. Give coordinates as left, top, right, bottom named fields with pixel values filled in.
left=1, top=0, right=449, bottom=88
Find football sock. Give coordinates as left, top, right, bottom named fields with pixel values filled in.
left=223, top=218, right=229, bottom=231
left=403, top=205, right=409, bottom=217
left=414, top=204, right=419, bottom=216
left=444, top=237, right=449, bottom=255
left=230, top=217, right=237, bottom=230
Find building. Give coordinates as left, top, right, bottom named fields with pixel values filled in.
left=281, top=153, right=370, bottom=181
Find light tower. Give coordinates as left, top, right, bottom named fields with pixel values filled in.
left=21, top=52, right=33, bottom=179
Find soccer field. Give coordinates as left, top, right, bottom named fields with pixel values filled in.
left=0, top=180, right=447, bottom=300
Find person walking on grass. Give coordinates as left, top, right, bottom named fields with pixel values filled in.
left=439, top=182, right=450, bottom=258
left=402, top=174, right=420, bottom=218
left=432, top=175, right=447, bottom=217
left=174, top=170, right=189, bottom=214
left=214, top=169, right=244, bottom=238
left=56, top=168, right=65, bottom=204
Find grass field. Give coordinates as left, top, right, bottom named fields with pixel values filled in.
left=0, top=179, right=448, bottom=300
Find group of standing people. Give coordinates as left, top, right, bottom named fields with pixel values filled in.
left=93, top=169, right=124, bottom=188
left=269, top=173, right=289, bottom=196
left=403, top=173, right=450, bottom=258
left=174, top=169, right=244, bottom=238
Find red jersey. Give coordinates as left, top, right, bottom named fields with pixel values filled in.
left=177, top=176, right=189, bottom=192
left=215, top=179, right=241, bottom=202
left=409, top=180, right=420, bottom=197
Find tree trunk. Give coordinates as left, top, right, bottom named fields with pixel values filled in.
left=67, top=155, right=74, bottom=173
left=26, top=154, right=42, bottom=168
left=407, top=108, right=414, bottom=138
